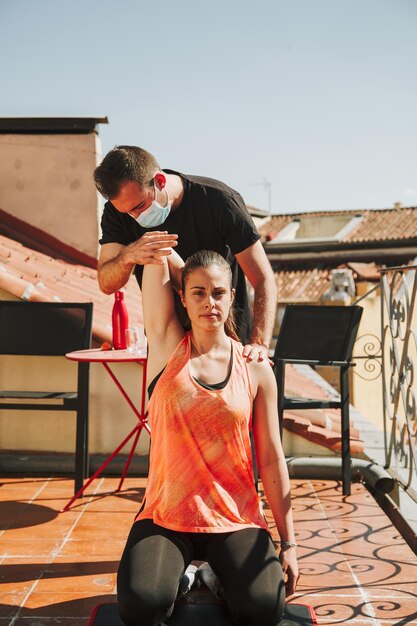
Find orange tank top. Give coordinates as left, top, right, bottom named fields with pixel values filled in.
left=136, top=332, right=269, bottom=533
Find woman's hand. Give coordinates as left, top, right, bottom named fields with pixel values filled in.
left=279, top=546, right=299, bottom=597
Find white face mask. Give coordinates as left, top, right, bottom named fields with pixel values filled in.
left=135, top=181, right=172, bottom=228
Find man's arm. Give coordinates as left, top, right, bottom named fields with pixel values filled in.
left=97, top=232, right=178, bottom=295
left=235, top=240, right=277, bottom=361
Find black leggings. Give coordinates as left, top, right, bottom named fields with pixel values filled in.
left=117, top=519, right=285, bottom=626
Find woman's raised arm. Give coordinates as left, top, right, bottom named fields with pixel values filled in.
left=142, top=252, right=184, bottom=381
left=166, top=248, right=185, bottom=293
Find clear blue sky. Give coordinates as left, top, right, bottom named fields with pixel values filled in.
left=1, top=0, right=416, bottom=214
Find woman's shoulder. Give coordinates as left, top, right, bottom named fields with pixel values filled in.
left=246, top=354, right=276, bottom=394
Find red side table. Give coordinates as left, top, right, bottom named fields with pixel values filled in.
left=62, top=348, right=149, bottom=511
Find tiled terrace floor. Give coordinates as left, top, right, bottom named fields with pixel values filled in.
left=1, top=476, right=417, bottom=625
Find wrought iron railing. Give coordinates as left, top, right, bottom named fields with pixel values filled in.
left=351, top=283, right=382, bottom=380
left=381, top=265, right=417, bottom=502
left=352, top=332, right=382, bottom=380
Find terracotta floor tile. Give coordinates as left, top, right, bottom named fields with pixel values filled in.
left=45, top=560, right=117, bottom=575
left=0, top=559, right=46, bottom=594
left=297, top=556, right=359, bottom=591
left=4, top=516, right=78, bottom=541
left=1, top=555, right=51, bottom=563
left=37, top=489, right=84, bottom=501
left=71, top=512, right=133, bottom=538
left=319, top=515, right=361, bottom=532
left=360, top=598, right=417, bottom=621
left=35, top=571, right=116, bottom=593
left=298, top=583, right=361, bottom=597
left=56, top=539, right=125, bottom=559
left=0, top=593, right=24, bottom=617
left=372, top=545, right=417, bottom=567
left=0, top=538, right=63, bottom=559
left=308, top=479, right=341, bottom=493
left=20, top=592, right=115, bottom=616
left=38, top=481, right=107, bottom=503
left=41, top=478, right=78, bottom=490
left=298, top=592, right=417, bottom=623
left=324, top=495, right=388, bottom=512
left=6, top=503, right=74, bottom=526
left=326, top=518, right=391, bottom=540
left=348, top=558, right=417, bottom=590
left=52, top=553, right=120, bottom=564
left=288, top=501, right=329, bottom=522
left=0, top=485, right=49, bottom=500
left=293, top=593, right=367, bottom=622
left=296, top=547, right=347, bottom=565
left=1, top=477, right=43, bottom=485
left=68, top=527, right=128, bottom=542
left=360, top=584, right=417, bottom=599
left=61, top=494, right=142, bottom=515
left=73, top=510, right=132, bottom=524
left=76, top=496, right=142, bottom=514
left=29, top=499, right=78, bottom=514
left=360, top=526, right=409, bottom=545
left=1, top=578, right=40, bottom=596
left=334, top=536, right=415, bottom=565
left=39, top=487, right=93, bottom=502
left=290, top=520, right=340, bottom=551
left=290, top=480, right=318, bottom=495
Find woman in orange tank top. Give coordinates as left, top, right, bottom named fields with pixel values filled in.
left=117, top=249, right=299, bottom=626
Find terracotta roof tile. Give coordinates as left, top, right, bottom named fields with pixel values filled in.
left=0, top=234, right=142, bottom=345
left=260, top=206, right=417, bottom=244
left=273, top=267, right=331, bottom=302
left=271, top=260, right=383, bottom=304
left=344, top=261, right=380, bottom=280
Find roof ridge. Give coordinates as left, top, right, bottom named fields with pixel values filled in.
left=270, top=205, right=417, bottom=219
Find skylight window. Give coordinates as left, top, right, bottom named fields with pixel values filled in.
left=269, top=214, right=363, bottom=245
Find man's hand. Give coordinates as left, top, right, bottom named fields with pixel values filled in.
left=242, top=342, right=270, bottom=362
left=122, top=231, right=178, bottom=267
left=97, top=233, right=179, bottom=295
left=279, top=546, right=299, bottom=597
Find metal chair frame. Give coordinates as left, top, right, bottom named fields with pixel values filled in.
left=273, top=304, right=363, bottom=495
left=0, top=301, right=93, bottom=494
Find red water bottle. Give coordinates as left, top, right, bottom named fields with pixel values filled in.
left=112, top=290, right=129, bottom=349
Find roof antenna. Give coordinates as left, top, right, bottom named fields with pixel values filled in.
left=249, top=177, right=272, bottom=213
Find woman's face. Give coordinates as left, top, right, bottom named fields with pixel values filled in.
left=181, top=264, right=234, bottom=330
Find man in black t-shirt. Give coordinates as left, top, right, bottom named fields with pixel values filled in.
left=95, top=145, right=277, bottom=360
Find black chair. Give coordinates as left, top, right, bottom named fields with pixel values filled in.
left=273, top=304, right=363, bottom=495
left=0, top=301, right=93, bottom=494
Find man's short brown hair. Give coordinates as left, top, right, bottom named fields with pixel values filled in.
left=94, top=145, right=160, bottom=199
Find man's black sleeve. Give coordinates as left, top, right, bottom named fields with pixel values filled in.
left=99, top=203, right=129, bottom=246
left=213, top=191, right=260, bottom=255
